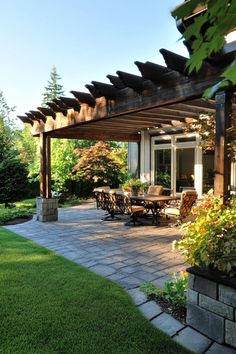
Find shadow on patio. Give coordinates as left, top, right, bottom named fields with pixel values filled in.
left=5, top=202, right=185, bottom=289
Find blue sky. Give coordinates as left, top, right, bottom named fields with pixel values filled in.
left=0, top=0, right=188, bottom=122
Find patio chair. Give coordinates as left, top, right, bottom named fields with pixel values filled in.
left=163, top=190, right=198, bottom=225
left=124, top=194, right=146, bottom=226
left=93, top=186, right=110, bottom=209
left=147, top=185, right=163, bottom=196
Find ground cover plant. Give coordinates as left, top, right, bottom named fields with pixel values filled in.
left=140, top=271, right=188, bottom=324
left=0, top=198, right=36, bottom=225
left=0, top=228, right=192, bottom=354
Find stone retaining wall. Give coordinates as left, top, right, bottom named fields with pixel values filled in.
left=187, top=267, right=236, bottom=349
left=36, top=197, right=58, bottom=222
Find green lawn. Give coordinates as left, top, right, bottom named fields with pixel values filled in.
left=0, top=228, right=192, bottom=354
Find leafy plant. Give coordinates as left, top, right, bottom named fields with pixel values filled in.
left=73, top=142, right=123, bottom=191
left=172, top=0, right=236, bottom=97
left=173, top=191, right=236, bottom=276
left=140, top=270, right=188, bottom=309
left=0, top=207, right=34, bottom=224
left=155, top=171, right=171, bottom=188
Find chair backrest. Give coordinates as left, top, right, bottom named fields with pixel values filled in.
left=147, top=185, right=163, bottom=196
left=179, top=190, right=198, bottom=217
left=93, top=186, right=110, bottom=192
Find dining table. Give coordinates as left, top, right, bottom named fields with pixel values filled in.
left=130, top=194, right=180, bottom=225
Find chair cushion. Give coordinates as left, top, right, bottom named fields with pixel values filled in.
left=131, top=205, right=145, bottom=213
left=164, top=207, right=180, bottom=216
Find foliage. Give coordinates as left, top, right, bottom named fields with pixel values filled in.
left=0, top=154, right=30, bottom=207
left=73, top=141, right=123, bottom=189
left=42, top=65, right=64, bottom=106
left=0, top=207, right=33, bottom=225
left=184, top=114, right=216, bottom=153
left=59, top=194, right=81, bottom=208
left=15, top=125, right=38, bottom=171
left=51, top=139, right=78, bottom=191
left=123, top=177, right=143, bottom=191
left=156, top=171, right=171, bottom=188
left=0, top=228, right=191, bottom=354
left=0, top=91, right=15, bottom=161
left=173, top=191, right=236, bottom=276
left=172, top=0, right=236, bottom=96
left=140, top=270, right=188, bottom=309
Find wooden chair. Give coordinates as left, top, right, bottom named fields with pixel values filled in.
left=163, top=190, right=198, bottom=224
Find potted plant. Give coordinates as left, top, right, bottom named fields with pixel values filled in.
left=123, top=178, right=143, bottom=196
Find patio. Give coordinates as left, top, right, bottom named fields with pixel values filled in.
left=5, top=201, right=185, bottom=289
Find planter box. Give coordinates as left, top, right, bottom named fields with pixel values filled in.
left=187, top=266, right=236, bottom=349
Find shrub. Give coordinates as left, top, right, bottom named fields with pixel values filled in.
left=0, top=207, right=34, bottom=225
left=0, top=156, right=30, bottom=207
left=140, top=270, right=188, bottom=309
left=173, top=192, right=236, bottom=276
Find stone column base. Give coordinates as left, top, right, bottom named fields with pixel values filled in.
left=36, top=197, right=58, bottom=222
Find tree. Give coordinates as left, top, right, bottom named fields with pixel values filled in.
left=0, top=91, right=15, bottom=160
left=72, top=142, right=122, bottom=188
left=172, top=0, right=236, bottom=96
left=0, top=154, right=29, bottom=207
left=0, top=91, right=29, bottom=206
left=15, top=125, right=38, bottom=170
left=42, top=65, right=64, bottom=106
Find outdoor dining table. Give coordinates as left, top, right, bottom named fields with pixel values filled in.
left=130, top=194, right=180, bottom=225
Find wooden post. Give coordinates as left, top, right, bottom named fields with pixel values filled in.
left=40, top=134, right=51, bottom=198
left=214, top=91, right=232, bottom=201
left=40, top=133, right=47, bottom=197
left=46, top=136, right=51, bottom=198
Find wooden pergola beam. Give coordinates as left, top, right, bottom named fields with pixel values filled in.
left=30, top=110, right=47, bottom=123
left=70, top=91, right=96, bottom=107
left=47, top=102, right=67, bottom=116
left=107, top=75, right=126, bottom=89
left=18, top=115, right=34, bottom=126
left=116, top=71, right=147, bottom=92
left=91, top=81, right=118, bottom=99
left=59, top=97, right=81, bottom=112
left=38, top=107, right=57, bottom=119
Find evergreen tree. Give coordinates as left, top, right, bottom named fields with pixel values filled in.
left=42, top=65, right=64, bottom=106
left=0, top=91, right=29, bottom=206
left=0, top=153, right=29, bottom=207
left=0, top=91, right=15, bottom=160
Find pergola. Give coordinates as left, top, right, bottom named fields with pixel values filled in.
left=19, top=42, right=236, bottom=203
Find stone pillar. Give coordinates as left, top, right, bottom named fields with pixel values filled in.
left=36, top=197, right=58, bottom=222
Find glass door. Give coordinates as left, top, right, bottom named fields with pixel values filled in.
left=154, top=149, right=171, bottom=188
left=176, top=148, right=195, bottom=192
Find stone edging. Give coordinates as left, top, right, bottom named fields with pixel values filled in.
left=128, top=288, right=236, bottom=354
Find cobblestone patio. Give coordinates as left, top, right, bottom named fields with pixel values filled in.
left=5, top=202, right=236, bottom=354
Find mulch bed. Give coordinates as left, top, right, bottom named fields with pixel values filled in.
left=148, top=294, right=186, bottom=324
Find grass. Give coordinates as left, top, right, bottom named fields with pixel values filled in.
left=0, top=228, right=192, bottom=354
